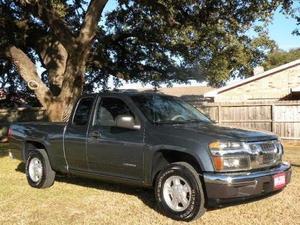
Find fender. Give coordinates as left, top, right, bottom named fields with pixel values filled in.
left=144, top=144, right=206, bottom=186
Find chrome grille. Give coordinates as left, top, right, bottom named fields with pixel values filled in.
left=259, top=142, right=277, bottom=153
left=261, top=153, right=276, bottom=164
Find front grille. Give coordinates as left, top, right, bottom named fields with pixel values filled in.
left=261, top=153, right=276, bottom=164
left=259, top=142, right=277, bottom=153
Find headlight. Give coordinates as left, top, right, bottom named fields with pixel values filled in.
left=275, top=141, right=284, bottom=155
left=208, top=140, right=244, bottom=152
left=212, top=155, right=251, bottom=171
left=209, top=140, right=251, bottom=172
left=209, top=140, right=283, bottom=172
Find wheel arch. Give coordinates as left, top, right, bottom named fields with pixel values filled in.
left=151, top=149, right=203, bottom=186
left=24, top=141, right=51, bottom=167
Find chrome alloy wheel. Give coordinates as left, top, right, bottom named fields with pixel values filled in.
left=162, top=175, right=192, bottom=212
left=28, top=157, right=43, bottom=183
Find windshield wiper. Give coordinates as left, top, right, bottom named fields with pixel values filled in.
left=153, top=120, right=185, bottom=125
left=183, top=119, right=208, bottom=123
left=154, top=119, right=207, bottom=125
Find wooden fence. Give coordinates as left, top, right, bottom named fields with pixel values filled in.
left=192, top=101, right=300, bottom=140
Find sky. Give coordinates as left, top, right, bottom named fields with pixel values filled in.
left=268, top=9, right=299, bottom=50
left=101, top=1, right=300, bottom=89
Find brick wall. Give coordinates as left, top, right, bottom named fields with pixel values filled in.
left=214, top=64, right=300, bottom=102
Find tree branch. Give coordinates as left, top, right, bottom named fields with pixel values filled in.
left=36, top=37, right=68, bottom=95
left=37, top=1, right=76, bottom=51
left=5, top=45, right=53, bottom=108
left=101, top=31, right=138, bottom=44
left=77, top=0, right=108, bottom=46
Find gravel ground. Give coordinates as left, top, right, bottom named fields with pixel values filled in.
left=0, top=145, right=299, bottom=225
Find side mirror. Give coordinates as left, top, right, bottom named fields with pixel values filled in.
left=115, top=115, right=141, bottom=130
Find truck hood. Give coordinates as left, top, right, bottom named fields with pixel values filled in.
left=163, top=122, right=278, bottom=142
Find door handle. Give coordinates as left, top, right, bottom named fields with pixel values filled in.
left=90, top=131, right=101, bottom=139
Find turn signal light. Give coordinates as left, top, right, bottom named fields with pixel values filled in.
left=212, top=156, right=224, bottom=171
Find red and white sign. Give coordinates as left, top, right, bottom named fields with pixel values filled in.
left=273, top=173, right=286, bottom=190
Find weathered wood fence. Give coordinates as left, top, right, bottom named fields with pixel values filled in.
left=191, top=101, right=300, bottom=140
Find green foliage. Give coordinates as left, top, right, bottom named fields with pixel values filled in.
left=91, top=0, right=290, bottom=87
left=290, top=1, right=300, bottom=36
left=262, top=48, right=300, bottom=70
left=0, top=0, right=295, bottom=96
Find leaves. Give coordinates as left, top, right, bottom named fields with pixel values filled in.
left=262, top=48, right=300, bottom=70
left=0, top=0, right=295, bottom=97
left=97, top=0, right=290, bottom=87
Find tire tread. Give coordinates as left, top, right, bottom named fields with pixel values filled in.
left=155, top=161, right=206, bottom=221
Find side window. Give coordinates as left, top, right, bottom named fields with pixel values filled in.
left=73, top=97, right=94, bottom=126
left=94, top=97, right=136, bottom=127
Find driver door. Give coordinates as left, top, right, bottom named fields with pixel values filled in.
left=87, top=96, right=144, bottom=180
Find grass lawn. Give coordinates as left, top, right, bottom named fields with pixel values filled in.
left=0, top=145, right=299, bottom=225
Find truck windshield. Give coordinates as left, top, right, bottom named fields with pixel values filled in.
left=131, top=94, right=212, bottom=124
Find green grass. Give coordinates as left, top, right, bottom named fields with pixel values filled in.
left=0, top=147, right=299, bottom=225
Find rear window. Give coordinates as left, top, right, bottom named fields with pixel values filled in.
left=73, top=97, right=94, bottom=126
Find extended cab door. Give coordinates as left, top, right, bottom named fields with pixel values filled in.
left=87, top=96, right=144, bottom=180
left=64, top=97, right=95, bottom=171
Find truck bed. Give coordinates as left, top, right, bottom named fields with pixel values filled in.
left=9, top=122, right=68, bottom=173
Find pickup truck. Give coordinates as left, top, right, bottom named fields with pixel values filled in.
left=9, top=92, right=291, bottom=221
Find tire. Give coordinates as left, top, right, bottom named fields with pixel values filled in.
left=155, top=162, right=206, bottom=221
left=25, top=150, right=56, bottom=188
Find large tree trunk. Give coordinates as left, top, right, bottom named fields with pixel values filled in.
left=57, top=51, right=88, bottom=121
left=5, top=45, right=85, bottom=122
left=38, top=39, right=68, bottom=96
left=5, top=46, right=54, bottom=108
left=4, top=0, right=108, bottom=122
left=46, top=99, right=66, bottom=122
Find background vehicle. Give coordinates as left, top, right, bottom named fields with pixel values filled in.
left=9, top=92, right=292, bottom=221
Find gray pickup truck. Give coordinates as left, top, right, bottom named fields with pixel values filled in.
left=9, top=92, right=291, bottom=221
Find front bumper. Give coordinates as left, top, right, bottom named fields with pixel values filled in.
left=203, top=162, right=292, bottom=205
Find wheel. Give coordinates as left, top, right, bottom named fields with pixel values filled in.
left=25, top=150, right=56, bottom=188
left=155, top=162, right=206, bottom=221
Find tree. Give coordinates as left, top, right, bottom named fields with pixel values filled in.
left=0, top=0, right=293, bottom=121
left=292, top=4, right=300, bottom=36
left=262, top=48, right=300, bottom=70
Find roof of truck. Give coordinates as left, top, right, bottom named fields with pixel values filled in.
left=82, top=90, right=169, bottom=98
